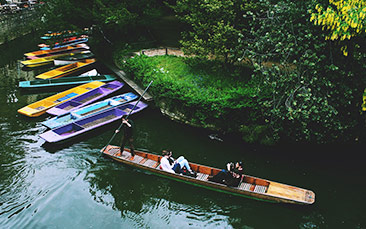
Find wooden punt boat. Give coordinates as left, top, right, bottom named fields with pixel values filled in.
left=21, top=50, right=90, bottom=68
left=40, top=30, right=83, bottom=40
left=24, top=44, right=89, bottom=59
left=41, top=92, right=138, bottom=129
left=17, top=81, right=106, bottom=117
left=18, top=74, right=116, bottom=90
left=39, top=101, right=148, bottom=143
left=46, top=80, right=124, bottom=116
left=53, top=51, right=95, bottom=66
left=39, top=37, right=88, bottom=50
left=35, top=59, right=96, bottom=79
left=101, top=146, right=315, bottom=205
left=38, top=36, right=82, bottom=48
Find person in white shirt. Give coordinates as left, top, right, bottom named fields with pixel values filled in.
left=160, top=150, right=195, bottom=176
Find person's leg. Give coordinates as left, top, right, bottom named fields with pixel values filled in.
left=176, top=156, right=192, bottom=171
left=129, top=137, right=135, bottom=156
left=120, top=135, right=127, bottom=153
left=209, top=169, right=227, bottom=183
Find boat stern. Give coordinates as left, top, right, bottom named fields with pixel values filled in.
left=17, top=106, right=42, bottom=117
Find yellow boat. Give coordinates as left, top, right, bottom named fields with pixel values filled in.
left=17, top=81, right=105, bottom=117
left=24, top=44, right=89, bottom=58
left=35, top=59, right=96, bottom=79
left=21, top=50, right=90, bottom=68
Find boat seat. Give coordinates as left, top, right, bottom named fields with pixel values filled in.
left=238, top=182, right=252, bottom=191
left=107, top=147, right=120, bottom=156
left=125, top=154, right=144, bottom=163
left=35, top=106, right=45, bottom=110
left=56, top=92, right=78, bottom=102
left=143, top=159, right=159, bottom=168
left=253, top=185, right=267, bottom=193
left=196, top=173, right=209, bottom=181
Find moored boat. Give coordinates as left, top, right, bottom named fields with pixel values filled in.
left=19, top=74, right=116, bottom=90
left=101, top=146, right=315, bottom=205
left=24, top=44, right=89, bottom=59
left=53, top=51, right=95, bottom=66
left=39, top=101, right=148, bottom=143
left=21, top=50, right=90, bottom=68
left=17, top=81, right=106, bottom=117
left=41, top=92, right=138, bottom=129
left=46, top=80, right=124, bottom=116
left=39, top=37, right=88, bottom=50
left=40, top=30, right=85, bottom=40
left=35, top=58, right=96, bottom=79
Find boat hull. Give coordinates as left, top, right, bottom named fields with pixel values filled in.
left=39, top=101, right=148, bottom=143
left=24, top=44, right=89, bottom=59
left=17, top=81, right=106, bottom=117
left=53, top=52, right=95, bottom=66
left=19, top=74, right=116, bottom=90
left=41, top=92, right=138, bottom=129
left=101, top=146, right=315, bottom=205
left=21, top=50, right=90, bottom=68
left=39, top=38, right=88, bottom=50
left=46, top=80, right=124, bottom=116
left=35, top=59, right=96, bottom=80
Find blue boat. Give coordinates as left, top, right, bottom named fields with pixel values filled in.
left=39, top=101, right=148, bottom=143
left=19, top=75, right=116, bottom=90
left=41, top=92, right=138, bottom=129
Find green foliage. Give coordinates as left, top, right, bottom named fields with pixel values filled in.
left=39, top=0, right=166, bottom=39
left=121, top=54, right=263, bottom=133
left=309, top=0, right=366, bottom=56
left=237, top=0, right=366, bottom=143
left=172, top=0, right=255, bottom=64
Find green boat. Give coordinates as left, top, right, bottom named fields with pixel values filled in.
left=19, top=75, right=116, bottom=90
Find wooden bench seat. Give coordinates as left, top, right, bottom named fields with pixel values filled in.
left=238, top=182, right=252, bottom=191
left=254, top=185, right=267, bottom=193
left=143, top=159, right=159, bottom=168
left=196, top=173, right=209, bottom=181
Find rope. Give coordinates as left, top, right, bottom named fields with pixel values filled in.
left=101, top=80, right=153, bottom=152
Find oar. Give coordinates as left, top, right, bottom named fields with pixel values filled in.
left=101, top=80, right=153, bottom=152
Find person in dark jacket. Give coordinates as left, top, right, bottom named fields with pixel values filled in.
left=208, top=161, right=244, bottom=187
left=116, top=115, right=135, bottom=157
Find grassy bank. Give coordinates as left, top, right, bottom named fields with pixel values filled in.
left=116, top=54, right=274, bottom=145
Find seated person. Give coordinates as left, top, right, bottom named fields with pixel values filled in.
left=209, top=161, right=244, bottom=187
left=160, top=150, right=196, bottom=177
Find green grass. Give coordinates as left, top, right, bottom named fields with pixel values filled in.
left=140, top=55, right=255, bottom=99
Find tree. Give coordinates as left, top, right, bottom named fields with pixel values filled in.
left=309, top=0, right=366, bottom=56
left=39, top=0, right=165, bottom=40
left=236, top=0, right=366, bottom=143
left=173, top=0, right=251, bottom=64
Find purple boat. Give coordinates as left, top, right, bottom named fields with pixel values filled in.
left=46, top=80, right=124, bottom=116
left=39, top=101, right=148, bottom=143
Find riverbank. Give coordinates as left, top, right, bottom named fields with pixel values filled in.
left=0, top=8, right=42, bottom=45
left=111, top=48, right=274, bottom=145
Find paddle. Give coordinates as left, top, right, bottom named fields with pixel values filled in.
left=101, top=80, right=153, bottom=153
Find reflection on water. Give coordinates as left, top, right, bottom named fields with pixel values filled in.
left=1, top=33, right=366, bottom=229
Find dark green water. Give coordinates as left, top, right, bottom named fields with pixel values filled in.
left=1, top=34, right=366, bottom=229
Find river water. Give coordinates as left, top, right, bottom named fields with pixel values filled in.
left=1, top=34, right=365, bottom=228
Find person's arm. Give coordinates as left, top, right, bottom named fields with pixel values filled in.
left=123, top=119, right=132, bottom=127
left=226, top=162, right=233, bottom=171
left=160, top=157, right=175, bottom=173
